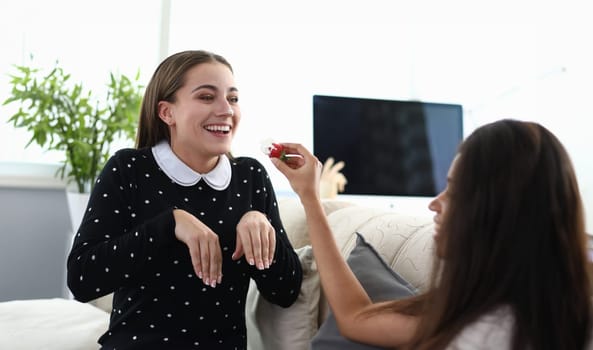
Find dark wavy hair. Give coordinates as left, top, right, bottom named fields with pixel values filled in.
left=388, top=119, right=591, bottom=349
left=135, top=50, right=233, bottom=149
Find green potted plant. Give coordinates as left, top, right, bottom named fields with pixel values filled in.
left=3, top=60, right=143, bottom=193
left=3, top=59, right=143, bottom=233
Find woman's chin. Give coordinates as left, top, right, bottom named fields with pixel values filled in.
left=432, top=226, right=440, bottom=240
left=432, top=231, right=445, bottom=258
left=207, top=144, right=232, bottom=156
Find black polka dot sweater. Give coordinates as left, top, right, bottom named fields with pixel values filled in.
left=66, top=146, right=303, bottom=349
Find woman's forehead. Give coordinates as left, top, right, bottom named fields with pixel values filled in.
left=447, top=154, right=460, bottom=180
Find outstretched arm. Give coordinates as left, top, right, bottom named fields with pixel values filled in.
left=270, top=143, right=416, bottom=347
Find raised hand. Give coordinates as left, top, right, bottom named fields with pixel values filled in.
left=269, top=143, right=322, bottom=202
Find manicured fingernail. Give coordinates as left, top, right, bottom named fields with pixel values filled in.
left=204, top=278, right=210, bottom=286
left=198, top=272, right=203, bottom=279
left=257, top=262, right=264, bottom=270
left=265, top=260, right=270, bottom=269
left=210, top=281, right=216, bottom=288
left=249, top=259, right=255, bottom=266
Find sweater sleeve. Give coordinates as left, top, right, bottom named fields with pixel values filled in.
left=247, top=161, right=303, bottom=308
left=66, top=151, right=177, bottom=302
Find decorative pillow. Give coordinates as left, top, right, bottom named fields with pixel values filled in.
left=278, top=198, right=354, bottom=249
left=310, top=233, right=417, bottom=350
left=246, top=245, right=320, bottom=350
left=0, top=298, right=109, bottom=350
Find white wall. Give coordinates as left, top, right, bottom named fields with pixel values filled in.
left=0, top=0, right=162, bottom=164
left=1, top=0, right=591, bottom=230
left=165, top=1, right=593, bottom=228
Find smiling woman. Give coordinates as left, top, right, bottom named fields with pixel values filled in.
left=66, top=50, right=303, bottom=349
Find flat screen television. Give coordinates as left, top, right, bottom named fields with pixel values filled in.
left=313, top=95, right=463, bottom=197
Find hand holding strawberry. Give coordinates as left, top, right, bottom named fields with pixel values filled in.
left=267, top=142, right=322, bottom=200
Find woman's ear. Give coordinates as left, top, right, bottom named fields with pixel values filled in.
left=157, top=101, right=174, bottom=125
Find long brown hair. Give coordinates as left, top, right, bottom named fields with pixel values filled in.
left=389, top=119, right=591, bottom=349
left=135, top=50, right=233, bottom=149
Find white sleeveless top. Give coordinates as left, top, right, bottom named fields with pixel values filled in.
left=447, top=306, right=593, bottom=350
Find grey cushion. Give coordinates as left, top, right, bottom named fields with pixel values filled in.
left=310, top=233, right=416, bottom=349
left=246, top=245, right=320, bottom=350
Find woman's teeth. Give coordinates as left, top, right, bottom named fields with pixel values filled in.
left=205, top=125, right=230, bottom=133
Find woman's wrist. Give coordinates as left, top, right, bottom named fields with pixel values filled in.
left=299, top=191, right=321, bottom=208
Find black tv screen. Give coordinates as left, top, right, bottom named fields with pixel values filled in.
left=313, top=95, right=463, bottom=197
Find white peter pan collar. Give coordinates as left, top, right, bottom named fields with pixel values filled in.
left=151, top=140, right=232, bottom=190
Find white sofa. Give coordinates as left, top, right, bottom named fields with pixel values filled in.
left=0, top=198, right=435, bottom=349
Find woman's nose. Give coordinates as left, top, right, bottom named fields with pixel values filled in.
left=428, top=195, right=440, bottom=213
left=216, top=105, right=234, bottom=117
left=220, top=108, right=234, bottom=116
left=215, top=98, right=234, bottom=117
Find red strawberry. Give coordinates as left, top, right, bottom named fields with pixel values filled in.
left=269, top=143, right=288, bottom=161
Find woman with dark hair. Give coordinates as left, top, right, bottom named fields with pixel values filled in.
left=271, top=119, right=592, bottom=349
left=67, top=50, right=302, bottom=349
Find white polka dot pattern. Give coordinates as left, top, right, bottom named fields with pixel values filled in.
left=66, top=148, right=302, bottom=349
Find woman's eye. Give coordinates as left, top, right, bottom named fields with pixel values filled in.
left=228, top=96, right=239, bottom=104
left=199, top=95, right=214, bottom=101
